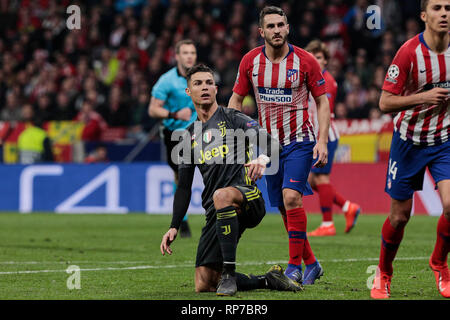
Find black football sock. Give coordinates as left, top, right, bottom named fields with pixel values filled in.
left=216, top=206, right=239, bottom=276
left=235, top=272, right=268, bottom=290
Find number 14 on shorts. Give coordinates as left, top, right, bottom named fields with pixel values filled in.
left=389, top=159, right=398, bottom=180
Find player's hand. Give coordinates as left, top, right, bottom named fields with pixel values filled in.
left=313, top=141, right=328, bottom=168
left=160, top=228, right=178, bottom=256
left=176, top=108, right=192, bottom=121
left=421, top=88, right=449, bottom=105
left=244, top=156, right=267, bottom=182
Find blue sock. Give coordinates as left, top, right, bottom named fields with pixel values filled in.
left=287, top=263, right=302, bottom=272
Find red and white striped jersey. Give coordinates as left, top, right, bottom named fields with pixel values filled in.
left=308, top=69, right=340, bottom=142
left=382, top=33, right=450, bottom=146
left=233, top=44, right=327, bottom=146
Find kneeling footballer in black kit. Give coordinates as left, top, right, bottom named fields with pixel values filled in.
left=160, top=64, right=302, bottom=296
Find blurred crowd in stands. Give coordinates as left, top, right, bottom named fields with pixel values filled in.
left=0, top=0, right=423, bottom=143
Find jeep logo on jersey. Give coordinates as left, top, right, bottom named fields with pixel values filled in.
left=287, top=69, right=298, bottom=82
left=257, top=87, right=292, bottom=103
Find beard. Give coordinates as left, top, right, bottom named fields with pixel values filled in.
left=265, top=34, right=287, bottom=49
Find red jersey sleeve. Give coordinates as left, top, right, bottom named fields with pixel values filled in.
left=232, top=54, right=252, bottom=97
left=382, top=43, right=412, bottom=95
left=305, top=53, right=327, bottom=98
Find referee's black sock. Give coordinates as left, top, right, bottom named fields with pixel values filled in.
left=216, top=206, right=239, bottom=276
left=235, top=273, right=268, bottom=290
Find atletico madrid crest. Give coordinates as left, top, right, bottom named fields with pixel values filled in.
left=287, top=69, right=298, bottom=82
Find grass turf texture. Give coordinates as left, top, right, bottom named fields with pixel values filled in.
left=0, top=212, right=445, bottom=300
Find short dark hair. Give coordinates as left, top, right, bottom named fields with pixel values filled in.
left=186, top=64, right=214, bottom=84
left=305, top=40, right=330, bottom=61
left=421, top=0, right=430, bottom=11
left=259, top=6, right=287, bottom=27
left=175, top=39, right=195, bottom=54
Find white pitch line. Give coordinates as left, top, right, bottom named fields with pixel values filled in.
left=0, top=257, right=430, bottom=275
left=0, top=261, right=183, bottom=265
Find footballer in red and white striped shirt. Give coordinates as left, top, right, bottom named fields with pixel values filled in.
left=228, top=6, right=331, bottom=285
left=304, top=40, right=361, bottom=238
left=382, top=32, right=450, bottom=145
left=371, top=0, right=450, bottom=300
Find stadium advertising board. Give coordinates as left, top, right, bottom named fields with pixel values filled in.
left=0, top=164, right=440, bottom=215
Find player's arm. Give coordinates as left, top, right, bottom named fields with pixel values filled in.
left=227, top=92, right=245, bottom=111
left=228, top=55, right=251, bottom=111
left=305, top=52, right=330, bottom=168
left=313, top=93, right=330, bottom=168
left=379, top=88, right=449, bottom=113
left=234, top=112, right=281, bottom=181
left=379, top=43, right=448, bottom=113
left=148, top=97, right=191, bottom=121
left=160, top=165, right=195, bottom=256
left=244, top=131, right=281, bottom=182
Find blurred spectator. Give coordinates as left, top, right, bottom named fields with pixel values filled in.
left=242, top=95, right=257, bottom=120
left=94, top=48, right=120, bottom=86
left=17, top=113, right=53, bottom=164
left=74, top=100, right=107, bottom=142
left=54, top=92, right=76, bottom=121
left=1, top=92, right=22, bottom=122
left=34, top=93, right=54, bottom=123
left=85, top=144, right=109, bottom=163
left=361, top=85, right=382, bottom=119
left=101, top=84, right=130, bottom=127
left=354, top=48, right=373, bottom=88
left=128, top=91, right=158, bottom=140
left=334, top=102, right=348, bottom=120
left=345, top=92, right=364, bottom=119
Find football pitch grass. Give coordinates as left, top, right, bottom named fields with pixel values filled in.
left=0, top=212, right=446, bottom=300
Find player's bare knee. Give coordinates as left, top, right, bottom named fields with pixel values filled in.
left=282, top=190, right=302, bottom=209
left=213, top=189, right=232, bottom=208
left=442, top=202, right=450, bottom=221
left=389, top=213, right=410, bottom=229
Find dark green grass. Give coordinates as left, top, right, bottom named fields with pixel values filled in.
left=0, top=212, right=444, bottom=300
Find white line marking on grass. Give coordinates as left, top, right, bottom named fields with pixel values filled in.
left=0, top=257, right=429, bottom=275
left=0, top=261, right=183, bottom=265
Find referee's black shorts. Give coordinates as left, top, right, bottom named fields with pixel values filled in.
left=195, top=184, right=266, bottom=268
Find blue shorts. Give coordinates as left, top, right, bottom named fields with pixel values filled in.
left=310, top=139, right=338, bottom=175
left=265, top=141, right=315, bottom=208
left=385, top=131, right=450, bottom=201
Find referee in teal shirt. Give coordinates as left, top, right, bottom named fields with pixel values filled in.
left=149, top=39, right=197, bottom=237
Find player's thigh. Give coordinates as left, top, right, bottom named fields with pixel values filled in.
left=282, top=142, right=315, bottom=198
left=428, top=139, right=450, bottom=214
left=195, top=264, right=222, bottom=292
left=385, top=132, right=428, bottom=201
left=437, top=179, right=450, bottom=218
left=212, top=186, right=244, bottom=209
left=234, top=185, right=266, bottom=229
left=265, top=162, right=284, bottom=208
